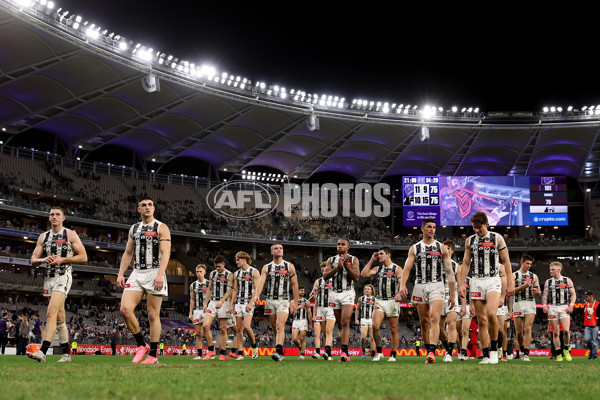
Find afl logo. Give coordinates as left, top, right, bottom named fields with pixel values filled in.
left=207, top=180, right=279, bottom=220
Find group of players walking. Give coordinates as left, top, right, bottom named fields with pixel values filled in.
left=26, top=197, right=584, bottom=365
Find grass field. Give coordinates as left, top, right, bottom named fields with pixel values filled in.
left=1, top=354, right=599, bottom=400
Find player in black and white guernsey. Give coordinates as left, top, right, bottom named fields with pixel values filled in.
left=542, top=261, right=576, bottom=362
left=254, top=243, right=299, bottom=361
left=202, top=255, right=235, bottom=361
left=28, top=206, right=88, bottom=363
left=362, top=246, right=402, bottom=362
left=458, top=211, right=513, bottom=365
left=291, top=287, right=312, bottom=360
left=323, top=238, right=360, bottom=362
left=399, top=218, right=455, bottom=364
left=229, top=251, right=260, bottom=360
left=189, top=264, right=209, bottom=360
left=117, top=197, right=171, bottom=365
left=440, top=239, right=461, bottom=362
left=354, top=285, right=377, bottom=360
left=510, top=254, right=540, bottom=361
left=457, top=275, right=474, bottom=361
left=309, top=261, right=336, bottom=361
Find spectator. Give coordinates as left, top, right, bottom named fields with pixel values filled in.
left=32, top=313, right=43, bottom=343
left=17, top=313, right=29, bottom=355
left=0, top=312, right=9, bottom=354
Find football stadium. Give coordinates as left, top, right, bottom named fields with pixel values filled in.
left=1, top=1, right=600, bottom=399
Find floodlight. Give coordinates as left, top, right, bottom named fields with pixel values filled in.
left=85, top=25, right=99, bottom=40
left=17, top=0, right=33, bottom=8
left=422, top=106, right=433, bottom=120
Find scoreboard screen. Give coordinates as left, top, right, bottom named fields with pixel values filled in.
left=402, top=176, right=567, bottom=227
left=529, top=176, right=568, bottom=226
left=402, top=176, right=440, bottom=226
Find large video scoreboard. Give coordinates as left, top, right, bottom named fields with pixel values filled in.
left=529, top=176, right=568, bottom=226
left=402, top=176, right=568, bottom=226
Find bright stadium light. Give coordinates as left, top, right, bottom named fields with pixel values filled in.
left=199, top=65, right=216, bottom=79
left=17, top=0, right=34, bottom=8
left=422, top=106, right=433, bottom=120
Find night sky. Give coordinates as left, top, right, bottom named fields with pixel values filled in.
left=45, top=1, right=600, bottom=112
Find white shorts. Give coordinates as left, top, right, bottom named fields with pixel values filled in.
left=469, top=277, right=501, bottom=301
left=206, top=300, right=230, bottom=319
left=442, top=292, right=460, bottom=316
left=457, top=311, right=472, bottom=323
left=330, top=289, right=356, bottom=309
left=360, top=318, right=373, bottom=328
left=292, top=319, right=308, bottom=331
left=314, top=306, right=335, bottom=322
left=513, top=300, right=536, bottom=317
left=264, top=299, right=290, bottom=315
left=43, top=273, right=72, bottom=297
left=411, top=282, right=445, bottom=304
left=227, top=313, right=236, bottom=328
left=192, top=309, right=205, bottom=325
left=234, top=303, right=254, bottom=318
left=124, top=268, right=168, bottom=296
left=548, top=305, right=569, bottom=321
left=496, top=305, right=509, bottom=319
left=374, top=299, right=399, bottom=318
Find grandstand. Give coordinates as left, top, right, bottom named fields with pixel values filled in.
left=1, top=0, right=600, bottom=363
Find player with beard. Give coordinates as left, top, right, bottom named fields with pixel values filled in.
left=399, top=219, right=455, bottom=364
left=323, top=238, right=360, bottom=362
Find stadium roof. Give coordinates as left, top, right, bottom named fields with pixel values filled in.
left=1, top=1, right=599, bottom=187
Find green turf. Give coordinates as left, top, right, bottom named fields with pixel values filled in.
left=1, top=354, right=599, bottom=400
